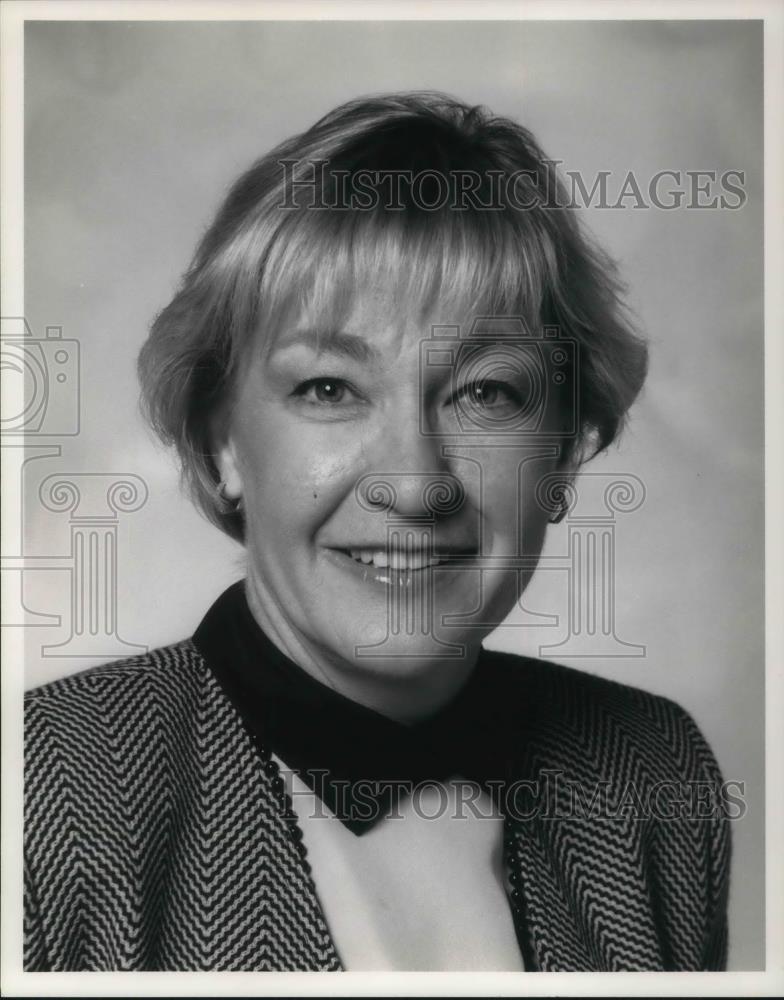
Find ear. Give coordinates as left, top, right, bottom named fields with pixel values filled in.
left=545, top=442, right=579, bottom=523
left=214, top=435, right=244, bottom=501
left=554, top=435, right=580, bottom=475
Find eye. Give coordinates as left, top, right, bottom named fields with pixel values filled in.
left=292, top=377, right=356, bottom=405
left=456, top=380, right=522, bottom=409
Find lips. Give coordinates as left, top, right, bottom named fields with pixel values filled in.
left=347, top=548, right=442, bottom=570
left=338, top=545, right=478, bottom=571
left=322, top=545, right=481, bottom=591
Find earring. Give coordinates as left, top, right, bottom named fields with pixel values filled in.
left=217, top=480, right=243, bottom=514
left=548, top=494, right=570, bottom=523
left=549, top=502, right=568, bottom=524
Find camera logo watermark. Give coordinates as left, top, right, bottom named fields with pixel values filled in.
left=419, top=318, right=578, bottom=438
left=1, top=316, right=147, bottom=659
left=1, top=319, right=80, bottom=436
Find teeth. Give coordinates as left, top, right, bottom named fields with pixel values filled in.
left=348, top=549, right=441, bottom=570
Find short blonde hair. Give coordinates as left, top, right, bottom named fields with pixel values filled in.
left=138, top=91, right=648, bottom=541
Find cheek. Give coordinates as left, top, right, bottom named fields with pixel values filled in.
left=235, top=416, right=359, bottom=522
left=455, top=450, right=554, bottom=530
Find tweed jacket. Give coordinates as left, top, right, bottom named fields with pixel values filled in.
left=24, top=637, right=730, bottom=972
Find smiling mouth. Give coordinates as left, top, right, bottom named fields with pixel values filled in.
left=341, top=548, right=476, bottom=571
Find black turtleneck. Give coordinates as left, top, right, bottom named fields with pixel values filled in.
left=193, top=580, right=525, bottom=834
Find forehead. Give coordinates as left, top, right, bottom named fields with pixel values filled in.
left=261, top=281, right=486, bottom=366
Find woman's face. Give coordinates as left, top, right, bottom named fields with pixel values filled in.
left=217, top=288, right=565, bottom=719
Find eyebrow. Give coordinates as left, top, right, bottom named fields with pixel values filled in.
left=270, top=329, right=379, bottom=364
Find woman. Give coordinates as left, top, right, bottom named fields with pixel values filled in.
left=23, top=92, right=730, bottom=972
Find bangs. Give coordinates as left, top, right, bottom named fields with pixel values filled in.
left=250, top=200, right=557, bottom=358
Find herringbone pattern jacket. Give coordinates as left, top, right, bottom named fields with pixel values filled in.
left=24, top=639, right=730, bottom=971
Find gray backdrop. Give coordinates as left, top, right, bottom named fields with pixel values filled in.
left=16, top=19, right=763, bottom=969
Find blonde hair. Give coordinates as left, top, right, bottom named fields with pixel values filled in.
left=139, top=91, right=648, bottom=540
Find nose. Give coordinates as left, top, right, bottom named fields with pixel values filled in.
left=356, top=395, right=464, bottom=519
left=357, top=470, right=466, bottom=520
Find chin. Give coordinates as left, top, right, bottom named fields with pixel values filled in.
left=318, top=575, right=511, bottom=669
left=328, top=615, right=481, bottom=679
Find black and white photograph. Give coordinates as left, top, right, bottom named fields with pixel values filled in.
left=1, top=0, right=781, bottom=994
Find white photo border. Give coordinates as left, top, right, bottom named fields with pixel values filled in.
left=2, top=0, right=781, bottom=996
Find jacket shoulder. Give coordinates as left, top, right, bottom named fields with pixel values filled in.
left=482, top=648, right=723, bottom=787
left=24, top=640, right=211, bottom=798
left=25, top=639, right=202, bottom=706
